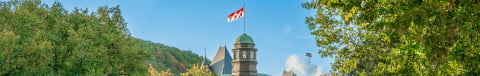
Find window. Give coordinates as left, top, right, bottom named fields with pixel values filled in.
left=234, top=51, right=237, bottom=59
left=250, top=51, right=254, bottom=59
left=242, top=51, right=247, bottom=58
left=236, top=51, right=240, bottom=59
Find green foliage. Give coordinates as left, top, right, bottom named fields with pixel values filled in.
left=180, top=64, right=217, bottom=76
left=304, top=0, right=480, bottom=75
left=148, top=64, right=174, bottom=76
left=0, top=0, right=205, bottom=75
left=140, top=40, right=204, bottom=75
left=0, top=0, right=151, bottom=75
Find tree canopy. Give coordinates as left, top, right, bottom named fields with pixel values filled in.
left=0, top=0, right=150, bottom=75
left=180, top=64, right=217, bottom=76
left=304, top=0, right=480, bottom=75
left=0, top=0, right=205, bottom=75
left=148, top=64, right=174, bottom=76
left=141, top=40, right=204, bottom=75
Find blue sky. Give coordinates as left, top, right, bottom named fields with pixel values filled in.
left=43, top=0, right=334, bottom=75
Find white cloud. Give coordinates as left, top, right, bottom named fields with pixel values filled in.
left=285, top=55, right=322, bottom=76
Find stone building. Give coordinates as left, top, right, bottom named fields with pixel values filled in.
left=201, top=33, right=265, bottom=76
left=232, top=34, right=258, bottom=76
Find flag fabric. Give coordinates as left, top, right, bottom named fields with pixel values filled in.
left=227, top=8, right=244, bottom=22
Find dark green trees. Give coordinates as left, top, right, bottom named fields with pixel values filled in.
left=140, top=40, right=204, bottom=75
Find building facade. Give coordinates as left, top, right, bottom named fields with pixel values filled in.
left=201, top=33, right=261, bottom=76
left=232, top=34, right=257, bottom=76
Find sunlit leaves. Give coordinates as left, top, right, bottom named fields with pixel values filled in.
left=180, top=64, right=217, bottom=76
left=304, top=0, right=480, bottom=75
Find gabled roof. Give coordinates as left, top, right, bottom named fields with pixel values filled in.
left=209, top=46, right=233, bottom=75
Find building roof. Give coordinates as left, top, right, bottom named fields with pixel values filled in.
left=209, top=46, right=233, bottom=75
left=235, top=33, right=254, bottom=44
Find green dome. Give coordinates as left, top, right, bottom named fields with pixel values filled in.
left=235, top=34, right=254, bottom=44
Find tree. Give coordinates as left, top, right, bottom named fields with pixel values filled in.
left=180, top=64, right=217, bottom=76
left=141, top=40, right=204, bottom=75
left=0, top=0, right=205, bottom=75
left=0, top=0, right=150, bottom=75
left=303, top=0, right=480, bottom=75
left=148, top=64, right=174, bottom=76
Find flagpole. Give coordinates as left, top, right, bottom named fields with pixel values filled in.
left=243, top=1, right=246, bottom=34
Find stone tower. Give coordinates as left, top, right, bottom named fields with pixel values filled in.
left=232, top=33, right=257, bottom=76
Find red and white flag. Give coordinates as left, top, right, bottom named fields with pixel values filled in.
left=227, top=8, right=244, bottom=22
